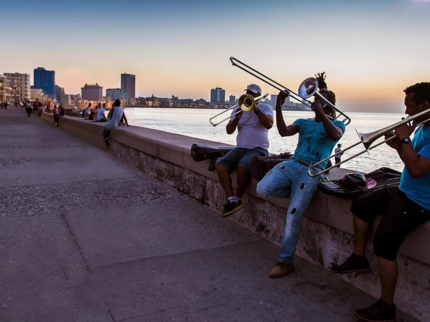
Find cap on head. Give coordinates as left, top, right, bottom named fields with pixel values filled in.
left=246, top=84, right=262, bottom=95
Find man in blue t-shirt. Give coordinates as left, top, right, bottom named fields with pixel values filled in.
left=331, top=82, right=430, bottom=322
left=257, top=73, right=345, bottom=278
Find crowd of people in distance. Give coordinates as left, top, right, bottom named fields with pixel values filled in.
left=214, top=74, right=430, bottom=322
left=79, top=99, right=129, bottom=148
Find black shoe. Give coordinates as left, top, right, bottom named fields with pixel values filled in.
left=354, top=299, right=396, bottom=322
left=221, top=201, right=243, bottom=217
left=330, top=253, right=371, bottom=274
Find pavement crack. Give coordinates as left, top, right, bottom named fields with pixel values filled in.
left=61, top=212, right=92, bottom=273
left=106, top=302, right=116, bottom=322
left=61, top=266, right=69, bottom=280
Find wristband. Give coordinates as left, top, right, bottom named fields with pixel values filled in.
left=400, top=137, right=411, bottom=145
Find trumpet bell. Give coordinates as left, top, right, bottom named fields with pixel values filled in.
left=298, top=77, right=318, bottom=99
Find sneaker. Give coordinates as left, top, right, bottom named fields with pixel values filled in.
left=103, top=136, right=110, bottom=142
left=354, top=299, right=396, bottom=322
left=330, top=253, right=371, bottom=274
left=268, top=262, right=295, bottom=279
left=221, top=201, right=243, bottom=217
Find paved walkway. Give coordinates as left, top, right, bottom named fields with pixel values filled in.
left=0, top=109, right=417, bottom=322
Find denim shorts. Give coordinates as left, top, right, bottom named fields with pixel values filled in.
left=216, top=147, right=268, bottom=173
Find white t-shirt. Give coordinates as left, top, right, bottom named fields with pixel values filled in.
left=105, top=106, right=123, bottom=130
left=97, top=108, right=106, bottom=121
left=229, top=103, right=273, bottom=150
left=335, top=147, right=342, bottom=158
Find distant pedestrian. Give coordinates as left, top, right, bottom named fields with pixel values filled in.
left=103, top=99, right=123, bottom=148
left=4, top=101, right=8, bottom=110
left=25, top=101, right=32, bottom=117
left=33, top=100, right=39, bottom=114
left=334, top=144, right=343, bottom=167
left=53, top=105, right=60, bottom=126
left=83, top=103, right=91, bottom=119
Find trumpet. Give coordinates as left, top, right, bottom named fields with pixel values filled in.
left=307, top=108, right=430, bottom=177
left=230, top=57, right=351, bottom=126
left=209, top=92, right=269, bottom=126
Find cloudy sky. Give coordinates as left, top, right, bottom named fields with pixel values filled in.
left=1, top=0, right=429, bottom=112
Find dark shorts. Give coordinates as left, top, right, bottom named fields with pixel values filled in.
left=351, top=186, right=430, bottom=261
left=216, top=147, right=268, bottom=173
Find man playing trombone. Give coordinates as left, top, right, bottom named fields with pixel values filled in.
left=215, top=84, right=273, bottom=217
left=331, top=82, right=430, bottom=322
left=257, top=73, right=345, bottom=278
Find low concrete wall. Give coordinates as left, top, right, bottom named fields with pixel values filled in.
left=41, top=113, right=430, bottom=320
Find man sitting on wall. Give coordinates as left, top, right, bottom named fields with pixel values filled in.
left=215, top=84, right=273, bottom=217
left=256, top=73, right=345, bottom=279
left=330, top=82, right=430, bottom=322
left=103, top=100, right=124, bottom=148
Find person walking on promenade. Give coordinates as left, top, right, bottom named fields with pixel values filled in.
left=103, top=99, right=123, bottom=148
left=97, top=103, right=108, bottom=122
left=25, top=101, right=32, bottom=117
left=330, top=82, right=430, bottom=322
left=215, top=84, right=273, bottom=217
left=32, top=99, right=39, bottom=114
left=256, top=73, right=345, bottom=279
left=334, top=143, right=343, bottom=167
left=53, top=105, right=60, bottom=126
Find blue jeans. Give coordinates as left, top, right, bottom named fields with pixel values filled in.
left=256, top=159, right=320, bottom=264
left=216, top=147, right=268, bottom=173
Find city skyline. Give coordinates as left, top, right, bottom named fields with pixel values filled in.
left=1, top=0, right=429, bottom=113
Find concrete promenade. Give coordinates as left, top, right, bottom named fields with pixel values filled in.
left=0, top=109, right=417, bottom=322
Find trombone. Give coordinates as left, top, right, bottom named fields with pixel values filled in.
left=230, top=57, right=351, bottom=126
left=308, top=108, right=430, bottom=177
left=209, top=92, right=269, bottom=126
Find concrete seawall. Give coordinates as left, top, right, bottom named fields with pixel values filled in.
left=41, top=112, right=430, bottom=320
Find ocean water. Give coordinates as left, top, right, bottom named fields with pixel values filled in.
left=124, top=108, right=406, bottom=174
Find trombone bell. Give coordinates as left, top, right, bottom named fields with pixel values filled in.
left=209, top=92, right=269, bottom=126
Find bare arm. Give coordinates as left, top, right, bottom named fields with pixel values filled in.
left=122, top=112, right=129, bottom=126
left=390, top=123, right=430, bottom=178
left=275, top=91, right=299, bottom=137
left=254, top=105, right=273, bottom=129
left=226, top=109, right=242, bottom=134
left=312, top=101, right=343, bottom=141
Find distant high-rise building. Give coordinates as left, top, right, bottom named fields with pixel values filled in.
left=4, top=73, right=31, bottom=101
left=121, top=73, right=135, bottom=99
left=210, top=87, right=225, bottom=104
left=106, top=88, right=128, bottom=101
left=270, top=94, right=277, bottom=108
left=229, top=95, right=235, bottom=105
left=55, top=85, right=65, bottom=102
left=81, top=83, right=103, bottom=101
left=33, top=67, right=56, bottom=98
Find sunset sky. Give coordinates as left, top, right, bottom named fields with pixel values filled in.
left=1, top=0, right=429, bottom=112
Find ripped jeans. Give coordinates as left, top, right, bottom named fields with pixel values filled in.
left=256, top=159, right=320, bottom=264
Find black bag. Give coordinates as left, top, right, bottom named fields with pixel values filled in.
left=317, top=167, right=401, bottom=199
left=251, top=152, right=292, bottom=180
left=191, top=144, right=233, bottom=171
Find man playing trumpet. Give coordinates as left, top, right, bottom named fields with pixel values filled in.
left=257, top=73, right=345, bottom=278
left=331, top=82, right=430, bottom=322
left=215, top=84, right=273, bottom=217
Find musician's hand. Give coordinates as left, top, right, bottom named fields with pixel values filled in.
left=276, top=91, right=289, bottom=108
left=235, top=110, right=243, bottom=120
left=394, top=119, right=416, bottom=140
left=315, top=72, right=326, bottom=83
left=312, top=100, right=324, bottom=116
left=385, top=132, right=400, bottom=150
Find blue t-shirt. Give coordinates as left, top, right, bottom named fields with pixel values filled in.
left=291, top=118, right=345, bottom=168
left=399, top=125, right=430, bottom=210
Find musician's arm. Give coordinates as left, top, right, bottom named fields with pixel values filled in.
left=392, top=123, right=430, bottom=178
left=226, top=111, right=241, bottom=134
left=276, top=92, right=299, bottom=136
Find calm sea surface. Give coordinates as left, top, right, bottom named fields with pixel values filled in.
left=124, top=108, right=406, bottom=174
